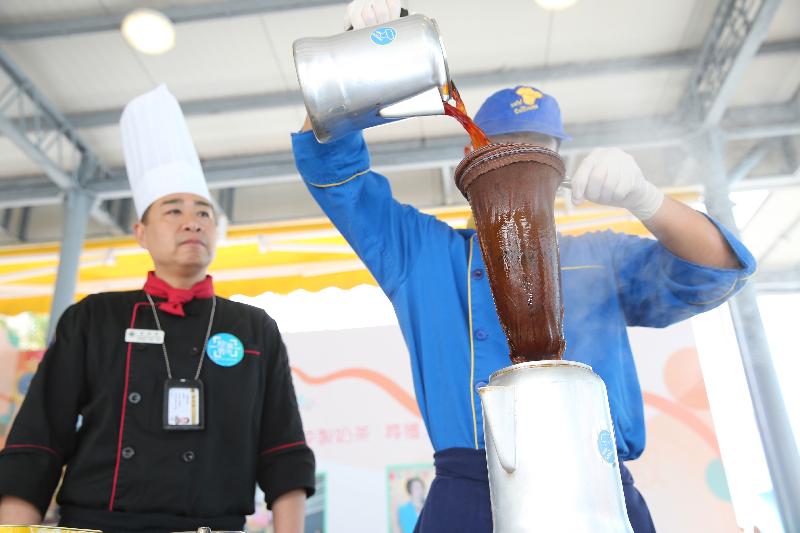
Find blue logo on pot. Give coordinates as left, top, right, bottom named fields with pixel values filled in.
left=371, top=27, right=397, bottom=45
left=598, top=430, right=616, bottom=465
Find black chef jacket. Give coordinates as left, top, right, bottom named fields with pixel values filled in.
left=0, top=290, right=315, bottom=532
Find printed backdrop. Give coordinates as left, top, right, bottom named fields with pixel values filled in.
left=0, top=286, right=742, bottom=532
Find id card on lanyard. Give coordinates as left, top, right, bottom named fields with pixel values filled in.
left=163, top=378, right=205, bottom=430
left=145, top=292, right=217, bottom=432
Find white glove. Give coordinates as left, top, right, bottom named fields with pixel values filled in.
left=571, top=147, right=664, bottom=220
left=345, top=0, right=402, bottom=30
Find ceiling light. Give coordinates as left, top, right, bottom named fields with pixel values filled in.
left=534, top=0, right=579, bottom=11
left=121, top=8, right=176, bottom=55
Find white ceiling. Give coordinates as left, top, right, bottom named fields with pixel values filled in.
left=0, top=0, right=797, bottom=164
left=0, top=0, right=798, bottom=281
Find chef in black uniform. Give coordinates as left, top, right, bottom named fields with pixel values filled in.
left=0, top=85, right=315, bottom=533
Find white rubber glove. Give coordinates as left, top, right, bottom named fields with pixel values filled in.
left=345, top=0, right=402, bottom=30
left=571, top=147, right=664, bottom=220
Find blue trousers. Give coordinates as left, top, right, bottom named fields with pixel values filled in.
left=619, top=461, right=657, bottom=533
left=414, top=448, right=656, bottom=533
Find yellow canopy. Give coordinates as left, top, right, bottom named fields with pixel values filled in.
left=0, top=191, right=699, bottom=315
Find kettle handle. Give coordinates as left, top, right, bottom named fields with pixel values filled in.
left=479, top=385, right=517, bottom=474
left=346, top=7, right=410, bottom=31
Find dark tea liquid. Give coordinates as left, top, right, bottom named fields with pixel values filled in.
left=457, top=146, right=566, bottom=362
left=447, top=85, right=566, bottom=363
left=443, top=82, right=491, bottom=149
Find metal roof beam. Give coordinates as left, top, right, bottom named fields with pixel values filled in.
left=756, top=267, right=800, bottom=293
left=0, top=184, right=63, bottom=209
left=0, top=0, right=346, bottom=41
left=685, top=0, right=784, bottom=127
left=1, top=105, right=797, bottom=210
left=0, top=209, right=15, bottom=242
left=4, top=167, right=797, bottom=213
left=728, top=142, right=772, bottom=184
left=0, top=48, right=124, bottom=234
left=8, top=38, right=793, bottom=132
left=62, top=91, right=305, bottom=130
left=17, top=206, right=31, bottom=242
left=217, top=188, right=236, bottom=223
left=723, top=87, right=800, bottom=140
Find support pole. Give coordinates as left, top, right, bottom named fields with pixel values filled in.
left=47, top=188, right=92, bottom=343
left=699, top=128, right=800, bottom=533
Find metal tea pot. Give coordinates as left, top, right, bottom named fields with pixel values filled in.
left=293, top=14, right=450, bottom=142
left=478, top=360, right=634, bottom=533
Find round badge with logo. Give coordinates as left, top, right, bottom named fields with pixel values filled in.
left=597, top=429, right=616, bottom=465
left=370, top=27, right=397, bottom=45
left=206, top=333, right=244, bottom=367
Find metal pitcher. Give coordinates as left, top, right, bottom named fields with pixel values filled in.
left=293, top=13, right=450, bottom=142
left=478, top=360, right=633, bottom=533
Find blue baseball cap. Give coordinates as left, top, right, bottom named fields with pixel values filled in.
left=474, top=86, right=570, bottom=141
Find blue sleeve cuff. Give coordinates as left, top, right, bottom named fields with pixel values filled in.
left=291, top=129, right=371, bottom=187
left=658, top=214, right=756, bottom=306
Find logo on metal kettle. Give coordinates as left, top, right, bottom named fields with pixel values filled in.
left=597, top=429, right=616, bottom=465
left=371, top=27, right=397, bottom=45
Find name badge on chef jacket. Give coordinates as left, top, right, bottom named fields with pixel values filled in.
left=125, top=328, right=165, bottom=344
left=163, top=379, right=204, bottom=430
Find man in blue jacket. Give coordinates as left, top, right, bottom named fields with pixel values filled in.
left=293, top=9, right=754, bottom=533
left=292, top=82, right=754, bottom=531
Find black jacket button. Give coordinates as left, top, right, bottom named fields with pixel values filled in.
left=121, top=446, right=135, bottom=459
left=128, top=392, right=142, bottom=404
left=182, top=450, right=195, bottom=463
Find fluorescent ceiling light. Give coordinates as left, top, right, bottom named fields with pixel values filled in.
left=121, top=8, right=176, bottom=55
left=534, top=0, right=579, bottom=11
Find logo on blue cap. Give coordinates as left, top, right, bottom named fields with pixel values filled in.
left=371, top=27, right=397, bottom=45
left=511, top=87, right=544, bottom=114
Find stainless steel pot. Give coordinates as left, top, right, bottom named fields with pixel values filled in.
left=478, top=360, right=633, bottom=533
left=293, top=14, right=450, bottom=142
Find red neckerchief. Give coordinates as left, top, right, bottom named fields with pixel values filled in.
left=143, top=271, right=214, bottom=317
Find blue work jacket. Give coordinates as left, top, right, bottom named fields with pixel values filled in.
left=292, top=130, right=756, bottom=461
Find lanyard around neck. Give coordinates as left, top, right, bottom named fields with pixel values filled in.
left=145, top=292, right=216, bottom=380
